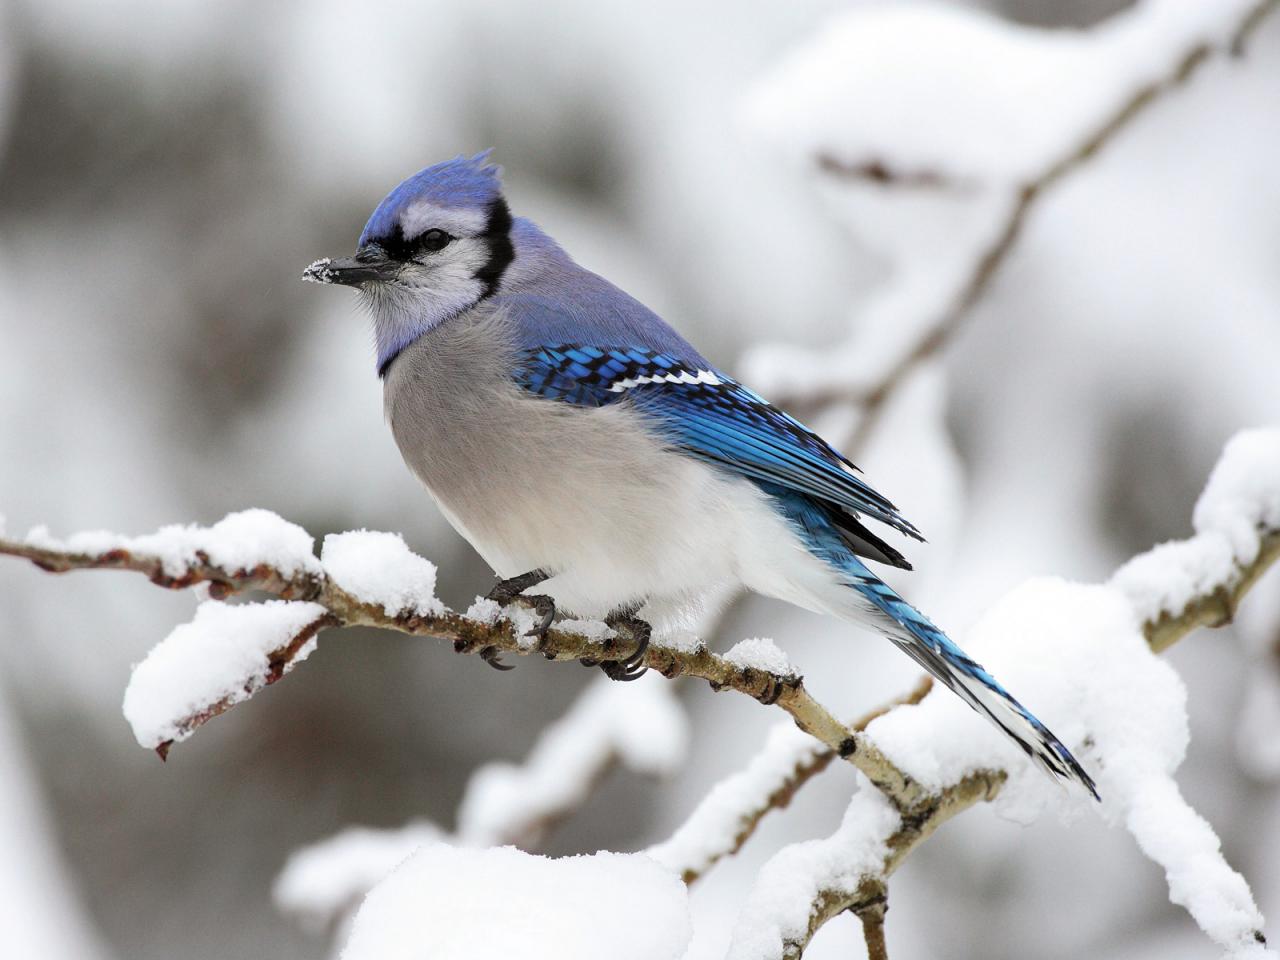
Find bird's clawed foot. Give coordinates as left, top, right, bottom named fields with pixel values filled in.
left=486, top=569, right=557, bottom=662
left=598, top=611, right=651, bottom=682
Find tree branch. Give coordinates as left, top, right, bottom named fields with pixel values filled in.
left=0, top=528, right=922, bottom=808
left=1145, top=530, right=1280, bottom=654
left=853, top=882, right=889, bottom=960
left=666, top=538, right=1280, bottom=898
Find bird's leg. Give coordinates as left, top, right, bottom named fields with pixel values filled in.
left=598, top=606, right=651, bottom=682
left=485, top=569, right=557, bottom=666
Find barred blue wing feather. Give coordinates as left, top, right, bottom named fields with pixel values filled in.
left=517, top=345, right=923, bottom=542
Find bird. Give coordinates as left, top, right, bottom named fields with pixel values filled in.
left=303, top=151, right=1097, bottom=798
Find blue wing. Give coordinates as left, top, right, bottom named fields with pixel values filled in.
left=516, top=344, right=923, bottom=545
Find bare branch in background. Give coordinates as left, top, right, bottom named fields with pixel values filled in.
left=777, top=0, right=1278, bottom=453
left=651, top=677, right=933, bottom=885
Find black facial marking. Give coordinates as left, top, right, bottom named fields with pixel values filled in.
left=375, top=223, right=415, bottom=262
left=475, top=197, right=514, bottom=299
left=375, top=224, right=454, bottom=262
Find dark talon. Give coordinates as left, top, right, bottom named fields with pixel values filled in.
left=519, top=594, right=556, bottom=641
left=486, top=568, right=551, bottom=606
left=485, top=570, right=557, bottom=649
left=479, top=645, right=514, bottom=671
left=599, top=611, right=651, bottom=682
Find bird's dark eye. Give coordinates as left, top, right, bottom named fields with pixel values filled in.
left=418, top=229, right=452, bottom=252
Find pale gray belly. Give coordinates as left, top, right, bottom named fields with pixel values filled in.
left=380, top=311, right=760, bottom=617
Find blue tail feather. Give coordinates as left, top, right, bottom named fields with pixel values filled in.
left=765, top=484, right=1099, bottom=799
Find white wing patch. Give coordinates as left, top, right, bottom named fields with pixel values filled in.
left=607, top=369, right=723, bottom=393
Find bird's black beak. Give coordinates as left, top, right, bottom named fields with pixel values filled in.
left=302, top=247, right=399, bottom=287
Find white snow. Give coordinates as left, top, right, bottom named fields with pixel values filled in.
left=861, top=572, right=1266, bottom=954
left=1193, top=428, right=1280, bottom=559
left=655, top=629, right=706, bottom=656
left=320, top=530, right=444, bottom=617
left=121, top=599, right=327, bottom=749
left=647, top=721, right=822, bottom=879
left=457, top=675, right=687, bottom=846
left=726, top=789, right=900, bottom=960
left=1113, top=427, right=1280, bottom=625
left=274, top=822, right=446, bottom=934
left=713, top=429, right=1280, bottom=958
left=737, top=0, right=1271, bottom=421
left=463, top=596, right=502, bottom=624
left=24, top=508, right=320, bottom=578
left=339, top=842, right=691, bottom=960
left=269, top=675, right=688, bottom=935
left=723, top=637, right=795, bottom=676
left=555, top=617, right=616, bottom=642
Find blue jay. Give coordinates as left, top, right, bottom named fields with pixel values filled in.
left=305, top=152, right=1097, bottom=797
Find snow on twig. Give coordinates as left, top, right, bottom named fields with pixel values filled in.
left=123, top=599, right=332, bottom=756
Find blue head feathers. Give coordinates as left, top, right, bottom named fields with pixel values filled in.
left=359, top=150, right=504, bottom=248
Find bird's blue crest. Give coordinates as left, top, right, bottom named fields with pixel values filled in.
left=359, top=150, right=504, bottom=246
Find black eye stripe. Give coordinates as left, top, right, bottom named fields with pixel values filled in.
left=376, top=224, right=455, bottom=261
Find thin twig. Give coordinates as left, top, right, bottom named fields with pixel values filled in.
left=671, top=677, right=933, bottom=885
left=853, top=883, right=889, bottom=960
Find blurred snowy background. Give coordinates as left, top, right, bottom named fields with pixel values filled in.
left=1, top=0, right=1278, bottom=957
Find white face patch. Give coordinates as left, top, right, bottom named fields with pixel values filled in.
left=398, top=200, right=488, bottom=243
left=361, top=234, right=493, bottom=367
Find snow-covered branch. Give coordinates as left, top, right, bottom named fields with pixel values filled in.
left=664, top=491, right=1280, bottom=895
left=3, top=439, right=1276, bottom=960
left=0, top=516, right=920, bottom=806
left=722, top=428, right=1280, bottom=960
left=741, top=0, right=1277, bottom=447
